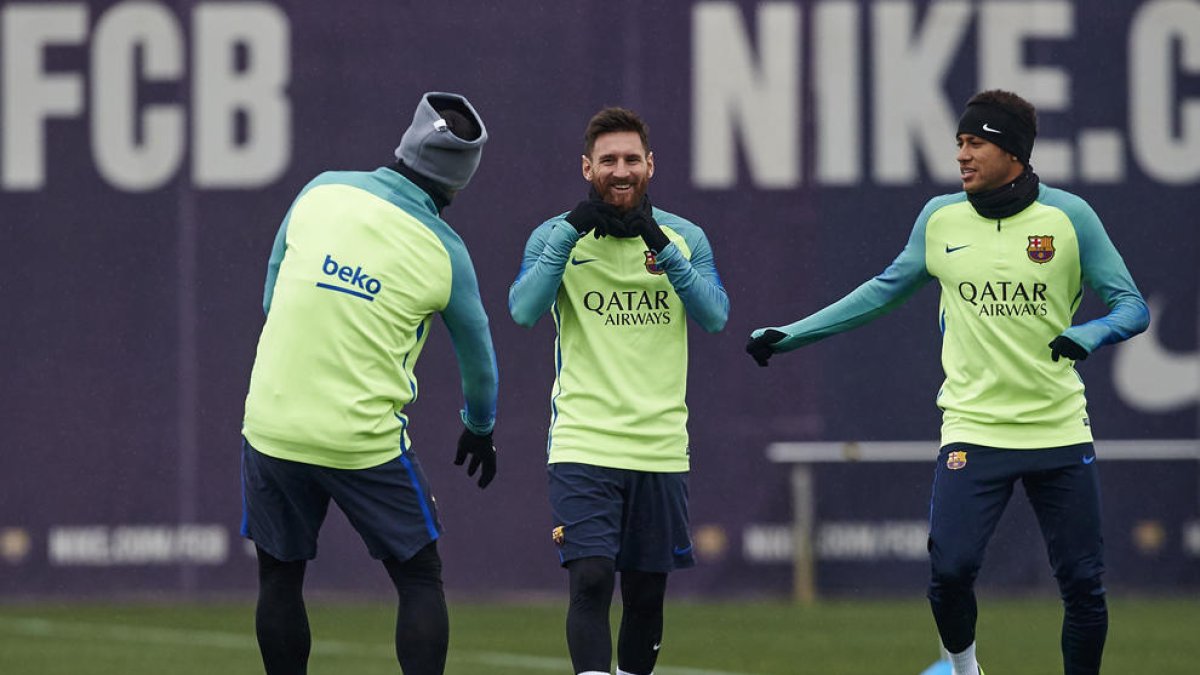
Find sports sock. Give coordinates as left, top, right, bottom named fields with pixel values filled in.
left=384, top=543, right=448, bottom=675
left=255, top=546, right=310, bottom=675
left=948, top=642, right=978, bottom=675
left=616, top=570, right=668, bottom=675
left=566, top=557, right=617, bottom=674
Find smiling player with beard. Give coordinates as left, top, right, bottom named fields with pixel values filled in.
left=509, top=107, right=728, bottom=675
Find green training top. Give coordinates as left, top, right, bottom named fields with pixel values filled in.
left=509, top=207, right=728, bottom=472
left=756, top=185, right=1148, bottom=449
left=243, top=168, right=498, bottom=469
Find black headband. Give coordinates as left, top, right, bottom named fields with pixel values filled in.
left=956, top=102, right=1035, bottom=165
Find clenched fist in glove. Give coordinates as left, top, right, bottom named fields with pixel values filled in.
left=565, top=199, right=621, bottom=239
left=623, top=195, right=670, bottom=253
left=746, top=329, right=787, bottom=367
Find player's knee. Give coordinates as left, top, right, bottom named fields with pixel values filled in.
left=256, top=546, right=306, bottom=588
left=927, top=535, right=985, bottom=588
left=568, top=557, right=615, bottom=603
left=385, top=543, right=444, bottom=591
left=1057, top=570, right=1106, bottom=613
left=929, top=555, right=981, bottom=589
left=621, top=571, right=667, bottom=613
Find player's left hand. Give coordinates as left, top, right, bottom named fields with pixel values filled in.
left=455, top=428, right=497, bottom=489
left=1048, top=335, right=1088, bottom=362
left=624, top=196, right=670, bottom=253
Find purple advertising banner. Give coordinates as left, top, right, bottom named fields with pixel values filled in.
left=1, top=0, right=1197, bottom=599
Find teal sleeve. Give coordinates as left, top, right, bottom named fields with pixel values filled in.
left=436, top=232, right=499, bottom=435
left=654, top=222, right=729, bottom=333
left=754, top=207, right=934, bottom=351
left=262, top=216, right=289, bottom=315
left=508, top=218, right=580, bottom=327
left=1060, top=200, right=1150, bottom=353
left=264, top=177, right=331, bottom=315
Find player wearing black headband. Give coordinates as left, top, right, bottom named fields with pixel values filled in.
left=748, top=90, right=1149, bottom=675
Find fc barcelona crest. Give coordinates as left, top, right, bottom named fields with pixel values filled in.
left=1027, top=235, right=1055, bottom=264
left=644, top=250, right=665, bottom=275
left=946, top=451, right=968, bottom=470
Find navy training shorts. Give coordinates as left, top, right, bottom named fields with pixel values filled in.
left=240, top=437, right=441, bottom=563
left=548, top=462, right=695, bottom=573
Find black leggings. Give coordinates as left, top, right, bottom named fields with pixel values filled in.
left=255, top=543, right=447, bottom=675
left=255, top=547, right=310, bottom=675
left=565, top=556, right=668, bottom=675
left=384, top=543, right=448, bottom=675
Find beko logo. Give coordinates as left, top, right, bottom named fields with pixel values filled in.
left=319, top=254, right=382, bottom=301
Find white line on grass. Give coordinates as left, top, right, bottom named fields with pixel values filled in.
left=0, top=617, right=758, bottom=675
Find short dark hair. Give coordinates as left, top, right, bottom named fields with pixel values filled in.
left=584, top=107, right=650, bottom=157
left=967, top=89, right=1037, bottom=135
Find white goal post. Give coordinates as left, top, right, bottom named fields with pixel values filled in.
left=766, top=439, right=1200, bottom=604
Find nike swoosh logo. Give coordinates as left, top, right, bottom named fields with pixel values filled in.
left=1082, top=455, right=1096, bottom=464
left=652, top=643, right=661, bottom=652
left=945, top=244, right=971, bottom=253
left=673, top=544, right=692, bottom=556
left=982, top=123, right=1001, bottom=134
left=1112, top=297, right=1199, bottom=412
left=570, top=257, right=597, bottom=266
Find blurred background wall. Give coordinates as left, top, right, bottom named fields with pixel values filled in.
left=1, top=0, right=1196, bottom=600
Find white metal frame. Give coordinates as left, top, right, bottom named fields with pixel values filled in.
left=766, top=439, right=1200, bottom=604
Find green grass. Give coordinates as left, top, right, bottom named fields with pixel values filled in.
left=1, top=597, right=1196, bottom=674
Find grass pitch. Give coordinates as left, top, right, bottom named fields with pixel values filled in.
left=0, top=596, right=1196, bottom=674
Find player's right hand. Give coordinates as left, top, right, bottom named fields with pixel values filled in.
left=746, top=329, right=787, bottom=367
left=455, top=428, right=497, bottom=489
left=565, top=199, right=620, bottom=238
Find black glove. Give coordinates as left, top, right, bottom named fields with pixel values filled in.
left=454, top=428, right=496, bottom=489
left=1048, top=336, right=1088, bottom=362
left=623, top=196, right=670, bottom=252
left=746, top=329, right=787, bottom=367
left=565, top=199, right=621, bottom=238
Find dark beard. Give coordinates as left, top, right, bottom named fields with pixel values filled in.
left=591, top=178, right=647, bottom=214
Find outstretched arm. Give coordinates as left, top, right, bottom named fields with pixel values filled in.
left=748, top=206, right=935, bottom=362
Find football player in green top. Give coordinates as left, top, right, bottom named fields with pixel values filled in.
left=510, top=107, right=729, bottom=675
left=748, top=89, right=1149, bottom=675
left=241, top=92, right=498, bottom=675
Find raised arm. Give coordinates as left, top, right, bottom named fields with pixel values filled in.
left=508, top=218, right=580, bottom=327
left=654, top=219, right=729, bottom=333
